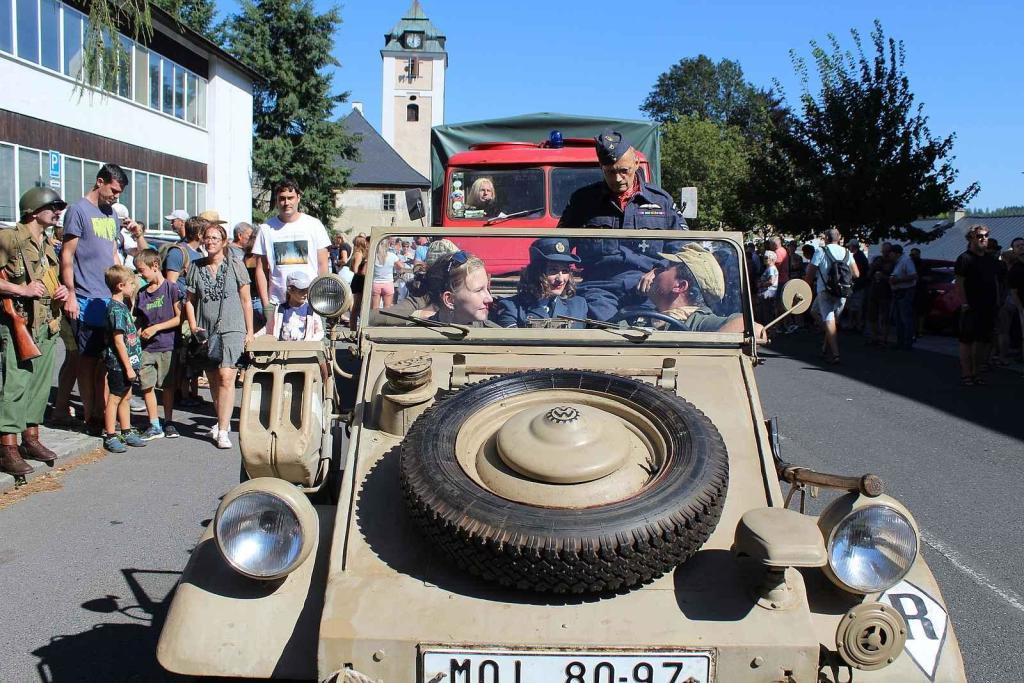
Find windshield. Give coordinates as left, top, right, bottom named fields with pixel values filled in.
left=368, top=234, right=746, bottom=335
left=550, top=167, right=604, bottom=217
left=447, top=169, right=545, bottom=220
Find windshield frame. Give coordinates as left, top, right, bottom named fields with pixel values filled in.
left=359, top=227, right=753, bottom=348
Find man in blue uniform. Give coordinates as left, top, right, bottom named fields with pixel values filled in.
left=558, top=129, right=687, bottom=320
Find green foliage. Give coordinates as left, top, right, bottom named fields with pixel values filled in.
left=781, top=20, right=979, bottom=242
left=77, top=0, right=151, bottom=94
left=642, top=55, right=760, bottom=129
left=224, top=0, right=358, bottom=223
left=152, top=0, right=217, bottom=35
left=661, top=117, right=750, bottom=230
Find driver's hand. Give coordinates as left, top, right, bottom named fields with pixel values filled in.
left=754, top=324, right=769, bottom=343
left=636, top=268, right=657, bottom=294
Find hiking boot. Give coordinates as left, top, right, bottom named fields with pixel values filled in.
left=20, top=426, right=57, bottom=463
left=1, top=434, right=33, bottom=476
left=104, top=434, right=127, bottom=453
left=121, top=430, right=147, bottom=448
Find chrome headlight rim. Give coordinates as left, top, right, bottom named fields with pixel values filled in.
left=214, top=478, right=318, bottom=581
left=819, top=494, right=920, bottom=595
left=308, top=274, right=353, bottom=319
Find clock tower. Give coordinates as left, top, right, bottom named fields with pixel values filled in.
left=381, top=1, right=446, bottom=179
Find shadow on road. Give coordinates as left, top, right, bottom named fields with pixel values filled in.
left=763, top=331, right=1024, bottom=442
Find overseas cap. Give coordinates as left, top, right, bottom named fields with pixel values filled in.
left=529, top=237, right=580, bottom=265
left=286, top=271, right=312, bottom=289
left=659, top=244, right=725, bottom=307
left=19, top=187, right=66, bottom=217
left=595, top=129, right=633, bottom=166
left=424, top=238, right=459, bottom=266
left=198, top=209, right=227, bottom=225
left=164, top=209, right=189, bottom=222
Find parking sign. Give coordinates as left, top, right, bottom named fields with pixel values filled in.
left=49, top=151, right=61, bottom=178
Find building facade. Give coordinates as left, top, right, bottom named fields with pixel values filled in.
left=333, top=104, right=430, bottom=237
left=380, top=0, right=445, bottom=180
left=0, top=0, right=257, bottom=232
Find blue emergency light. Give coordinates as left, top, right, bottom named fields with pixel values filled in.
left=548, top=130, right=564, bottom=148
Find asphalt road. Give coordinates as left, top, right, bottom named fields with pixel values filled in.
left=0, top=331, right=1021, bottom=682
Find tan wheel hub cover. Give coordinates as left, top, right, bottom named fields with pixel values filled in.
left=496, top=403, right=631, bottom=484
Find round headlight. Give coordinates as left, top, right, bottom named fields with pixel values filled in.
left=309, top=274, right=352, bottom=318
left=827, top=504, right=918, bottom=593
left=214, top=480, right=316, bottom=580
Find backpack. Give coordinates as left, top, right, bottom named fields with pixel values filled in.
left=821, top=245, right=854, bottom=298
left=159, top=242, right=191, bottom=276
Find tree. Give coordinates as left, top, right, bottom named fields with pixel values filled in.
left=152, top=0, right=218, bottom=35
left=224, top=0, right=358, bottom=222
left=781, top=20, right=979, bottom=242
left=660, top=117, right=750, bottom=230
left=642, top=55, right=760, bottom=129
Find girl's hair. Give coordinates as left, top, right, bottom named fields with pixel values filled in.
left=467, top=177, right=495, bottom=206
left=104, top=264, right=135, bottom=292
left=346, top=235, right=368, bottom=270
left=517, top=261, right=576, bottom=300
left=424, top=252, right=486, bottom=306
left=375, top=239, right=390, bottom=265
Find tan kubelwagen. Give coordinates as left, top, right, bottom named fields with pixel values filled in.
left=157, top=228, right=966, bottom=682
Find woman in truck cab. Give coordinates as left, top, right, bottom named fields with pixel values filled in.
left=466, top=177, right=500, bottom=218
left=420, top=251, right=495, bottom=326
left=491, top=237, right=587, bottom=328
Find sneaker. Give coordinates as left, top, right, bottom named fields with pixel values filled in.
left=209, top=424, right=219, bottom=441
left=140, top=424, right=164, bottom=441
left=163, top=424, right=180, bottom=439
left=215, top=430, right=232, bottom=450
left=121, top=430, right=147, bottom=448
left=103, top=434, right=127, bottom=453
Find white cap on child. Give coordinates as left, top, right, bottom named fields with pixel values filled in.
left=287, top=271, right=312, bottom=289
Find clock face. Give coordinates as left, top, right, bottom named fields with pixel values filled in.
left=405, top=32, right=422, bottom=49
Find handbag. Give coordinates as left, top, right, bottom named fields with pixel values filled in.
left=187, top=262, right=228, bottom=368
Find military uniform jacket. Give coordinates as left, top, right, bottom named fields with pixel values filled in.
left=491, top=292, right=588, bottom=328
left=0, top=223, right=59, bottom=333
left=559, top=180, right=687, bottom=288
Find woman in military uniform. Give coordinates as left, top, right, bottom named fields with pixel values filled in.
left=0, top=188, right=70, bottom=475
left=492, top=237, right=587, bottom=328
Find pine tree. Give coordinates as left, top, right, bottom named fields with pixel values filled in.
left=151, top=0, right=217, bottom=34
left=224, top=0, right=358, bottom=222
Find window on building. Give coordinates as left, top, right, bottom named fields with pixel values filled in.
left=18, top=148, right=43, bottom=197
left=382, top=193, right=396, bottom=212
left=149, top=51, right=161, bottom=110
left=0, top=144, right=15, bottom=222
left=133, top=172, right=148, bottom=226
left=119, top=173, right=132, bottom=216
left=185, top=181, right=197, bottom=216
left=186, top=72, right=198, bottom=124
left=117, top=35, right=132, bottom=99
left=62, top=9, right=82, bottom=76
left=196, top=78, right=207, bottom=128
left=197, top=183, right=206, bottom=213
left=65, top=157, right=82, bottom=200
left=15, top=0, right=38, bottom=62
left=173, top=178, right=184, bottom=212
left=161, top=176, right=173, bottom=216
left=0, top=0, right=12, bottom=54
left=39, top=0, right=59, bottom=70
left=133, top=45, right=148, bottom=106
left=83, top=160, right=100, bottom=189
left=161, top=57, right=173, bottom=115
left=147, top=175, right=160, bottom=229
left=406, top=103, right=419, bottom=122
left=173, top=65, right=185, bottom=119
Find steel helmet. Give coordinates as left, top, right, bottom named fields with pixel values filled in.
left=19, top=187, right=67, bottom=217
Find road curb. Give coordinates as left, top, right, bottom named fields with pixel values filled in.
left=0, top=426, right=101, bottom=494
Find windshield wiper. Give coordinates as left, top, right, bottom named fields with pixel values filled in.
left=484, top=207, right=545, bottom=226
left=556, top=315, right=651, bottom=341
left=376, top=310, right=470, bottom=338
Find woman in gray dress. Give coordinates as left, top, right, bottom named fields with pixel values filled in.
left=184, top=223, right=254, bottom=449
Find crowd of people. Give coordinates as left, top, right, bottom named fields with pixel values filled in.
left=0, top=164, right=335, bottom=473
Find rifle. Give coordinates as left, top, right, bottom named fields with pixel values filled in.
left=0, top=269, right=42, bottom=361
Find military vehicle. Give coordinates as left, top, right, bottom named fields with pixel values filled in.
left=157, top=227, right=966, bottom=682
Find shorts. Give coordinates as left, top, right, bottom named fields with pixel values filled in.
left=107, top=366, right=134, bottom=397
left=959, top=306, right=995, bottom=344
left=76, top=296, right=110, bottom=358
left=814, top=292, right=846, bottom=323
left=139, top=350, right=174, bottom=390
left=371, top=281, right=395, bottom=299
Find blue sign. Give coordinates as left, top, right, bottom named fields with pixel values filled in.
left=49, top=151, right=61, bottom=178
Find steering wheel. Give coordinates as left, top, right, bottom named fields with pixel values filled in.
left=610, top=308, right=687, bottom=331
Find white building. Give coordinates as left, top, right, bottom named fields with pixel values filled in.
left=0, top=0, right=258, bottom=232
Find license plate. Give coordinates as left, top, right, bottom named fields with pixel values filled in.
left=421, top=647, right=713, bottom=683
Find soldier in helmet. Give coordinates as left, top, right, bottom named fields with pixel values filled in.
left=0, top=187, right=70, bottom=475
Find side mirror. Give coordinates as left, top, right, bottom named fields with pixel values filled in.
left=763, top=279, right=812, bottom=332
left=405, top=188, right=425, bottom=222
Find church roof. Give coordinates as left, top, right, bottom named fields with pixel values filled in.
left=337, top=109, right=430, bottom=188
left=382, top=0, right=446, bottom=53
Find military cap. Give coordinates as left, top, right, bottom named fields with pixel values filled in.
left=595, top=129, right=634, bottom=166
left=425, top=238, right=459, bottom=266
left=529, top=237, right=580, bottom=265
left=19, top=187, right=67, bottom=217
left=198, top=209, right=228, bottom=225
left=659, top=244, right=725, bottom=307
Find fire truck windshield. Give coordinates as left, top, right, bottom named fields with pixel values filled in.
left=550, top=167, right=604, bottom=217
left=448, top=168, right=545, bottom=220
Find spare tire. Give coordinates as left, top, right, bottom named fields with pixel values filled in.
left=400, top=370, right=729, bottom=593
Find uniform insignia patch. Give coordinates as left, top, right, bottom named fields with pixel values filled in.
left=554, top=242, right=566, bottom=253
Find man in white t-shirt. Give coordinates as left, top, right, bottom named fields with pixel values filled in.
left=805, top=228, right=860, bottom=364
left=252, top=178, right=330, bottom=328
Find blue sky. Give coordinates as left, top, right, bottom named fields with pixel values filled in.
left=214, top=0, right=1023, bottom=210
